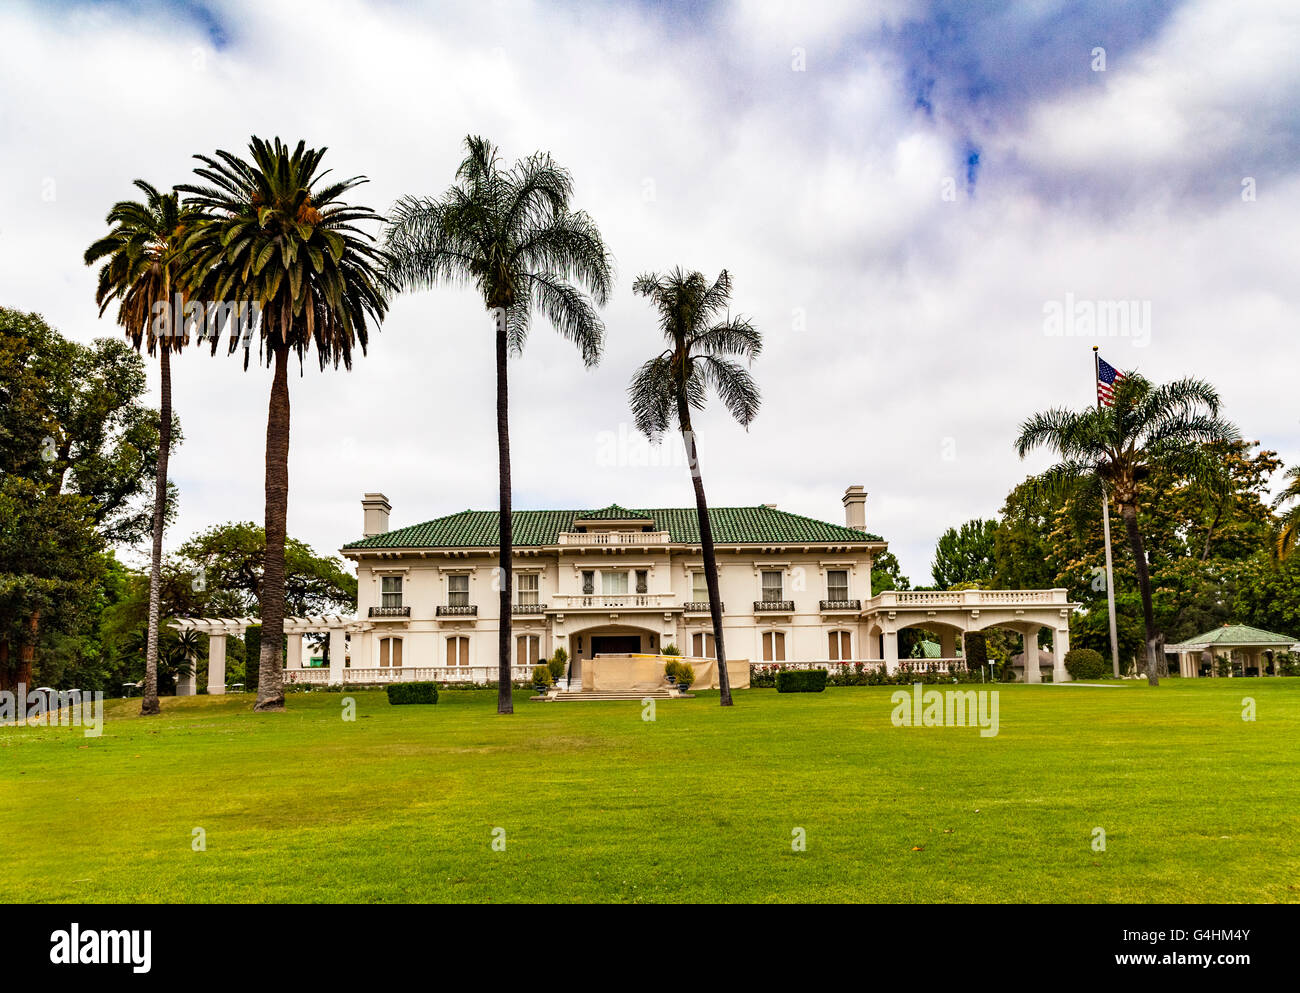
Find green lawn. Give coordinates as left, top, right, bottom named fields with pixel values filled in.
left=2, top=681, right=1298, bottom=902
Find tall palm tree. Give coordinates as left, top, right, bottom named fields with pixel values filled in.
left=1271, top=465, right=1300, bottom=558
left=177, top=137, right=390, bottom=712
left=84, top=181, right=197, bottom=716
left=1015, top=373, right=1237, bottom=685
left=385, top=135, right=612, bottom=715
left=628, top=268, right=761, bottom=707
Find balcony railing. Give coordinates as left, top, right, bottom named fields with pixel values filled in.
left=436, top=604, right=478, bottom=617
left=557, top=530, right=670, bottom=546
left=682, top=601, right=723, bottom=612
left=868, top=589, right=1072, bottom=609
left=754, top=599, right=795, bottom=612
left=512, top=603, right=548, bottom=614
left=819, top=599, right=862, bottom=611
left=554, top=592, right=675, bottom=609
left=368, top=605, right=411, bottom=618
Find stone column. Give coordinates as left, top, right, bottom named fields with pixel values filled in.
left=1052, top=626, right=1070, bottom=682
left=207, top=634, right=227, bottom=695
left=1023, top=626, right=1041, bottom=683
left=328, top=627, right=346, bottom=686
left=286, top=633, right=304, bottom=669
left=176, top=654, right=197, bottom=696
left=940, top=629, right=956, bottom=659
left=883, top=628, right=899, bottom=674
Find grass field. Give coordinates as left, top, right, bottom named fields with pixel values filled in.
left=2, top=681, right=1298, bottom=903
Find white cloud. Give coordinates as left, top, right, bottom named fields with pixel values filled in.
left=0, top=0, right=1296, bottom=588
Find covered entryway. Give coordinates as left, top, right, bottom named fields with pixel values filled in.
left=591, top=634, right=642, bottom=655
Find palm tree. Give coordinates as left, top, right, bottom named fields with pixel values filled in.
left=1271, top=465, right=1300, bottom=558
left=628, top=268, right=761, bottom=707
left=1015, top=373, right=1237, bottom=685
left=84, top=181, right=197, bottom=716
left=385, top=135, right=612, bottom=715
left=177, top=138, right=390, bottom=712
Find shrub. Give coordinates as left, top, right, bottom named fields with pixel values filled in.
left=661, top=643, right=682, bottom=656
left=675, top=661, right=695, bottom=689
left=386, top=682, right=438, bottom=705
left=776, top=669, right=828, bottom=693
left=547, top=647, right=568, bottom=685
left=531, top=665, right=553, bottom=688
left=664, top=658, right=682, bottom=682
left=1064, top=648, right=1108, bottom=680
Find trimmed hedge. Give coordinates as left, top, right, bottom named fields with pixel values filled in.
left=1064, top=648, right=1108, bottom=681
left=386, top=682, right=439, bottom=705
left=775, top=669, right=828, bottom=693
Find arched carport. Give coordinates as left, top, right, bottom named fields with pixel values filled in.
left=862, top=589, right=1080, bottom=682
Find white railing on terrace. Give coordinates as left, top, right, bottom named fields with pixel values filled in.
left=869, top=589, right=1069, bottom=609
left=557, top=531, right=670, bottom=546
left=553, top=592, right=676, bottom=609
left=282, top=665, right=538, bottom=685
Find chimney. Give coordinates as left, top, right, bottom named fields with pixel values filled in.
left=362, top=493, right=391, bottom=537
left=762, top=503, right=778, bottom=510
left=842, top=485, right=867, bottom=532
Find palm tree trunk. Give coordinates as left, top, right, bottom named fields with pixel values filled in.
left=141, top=345, right=171, bottom=716
left=1120, top=503, right=1162, bottom=686
left=495, top=308, right=513, bottom=715
left=256, top=343, right=290, bottom=712
left=676, top=399, right=732, bottom=706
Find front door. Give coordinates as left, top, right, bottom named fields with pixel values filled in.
left=591, top=635, right=642, bottom=656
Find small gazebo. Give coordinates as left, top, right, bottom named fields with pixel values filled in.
left=1166, top=624, right=1299, bottom=678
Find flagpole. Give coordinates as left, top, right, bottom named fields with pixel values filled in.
left=1094, top=346, right=1121, bottom=678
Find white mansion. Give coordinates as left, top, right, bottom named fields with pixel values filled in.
left=273, top=485, right=1077, bottom=687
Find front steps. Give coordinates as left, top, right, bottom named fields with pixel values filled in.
left=533, top=686, right=694, bottom=702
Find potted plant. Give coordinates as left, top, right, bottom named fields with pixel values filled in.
left=548, top=647, right=568, bottom=687
left=675, top=661, right=695, bottom=693
left=532, top=664, right=553, bottom=694
left=664, top=658, right=681, bottom=687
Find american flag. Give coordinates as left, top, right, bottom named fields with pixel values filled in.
left=1096, top=355, right=1125, bottom=407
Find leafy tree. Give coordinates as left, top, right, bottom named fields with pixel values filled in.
left=628, top=268, right=760, bottom=708
left=385, top=135, right=612, bottom=715
left=1015, top=373, right=1238, bottom=684
left=931, top=518, right=998, bottom=589
left=871, top=548, right=911, bottom=596
left=178, top=137, right=390, bottom=712
left=1272, top=465, right=1300, bottom=558
left=0, top=309, right=173, bottom=544
left=85, top=180, right=201, bottom=715
left=176, top=521, right=357, bottom=616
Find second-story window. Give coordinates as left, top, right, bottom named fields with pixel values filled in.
left=448, top=574, right=469, bottom=607
left=381, top=576, right=403, bottom=608
left=635, top=569, right=649, bottom=594
left=827, top=570, right=849, bottom=601
left=761, top=570, right=784, bottom=602
left=692, top=571, right=707, bottom=601
left=602, top=570, right=628, bottom=595
left=517, top=573, right=539, bottom=605
left=582, top=570, right=595, bottom=594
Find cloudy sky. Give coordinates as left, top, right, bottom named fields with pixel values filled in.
left=1, top=0, right=1297, bottom=585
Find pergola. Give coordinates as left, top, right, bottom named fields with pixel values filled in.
left=169, top=614, right=359, bottom=694
left=1166, top=624, right=1299, bottom=678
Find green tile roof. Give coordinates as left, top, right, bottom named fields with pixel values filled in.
left=344, top=506, right=884, bottom=550
left=1167, top=624, right=1299, bottom=649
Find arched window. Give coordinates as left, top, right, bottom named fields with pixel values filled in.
left=516, top=635, right=540, bottom=667
left=762, top=631, right=786, bottom=662
left=378, top=637, right=403, bottom=668
left=828, top=630, right=851, bottom=661
left=446, top=636, right=470, bottom=667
